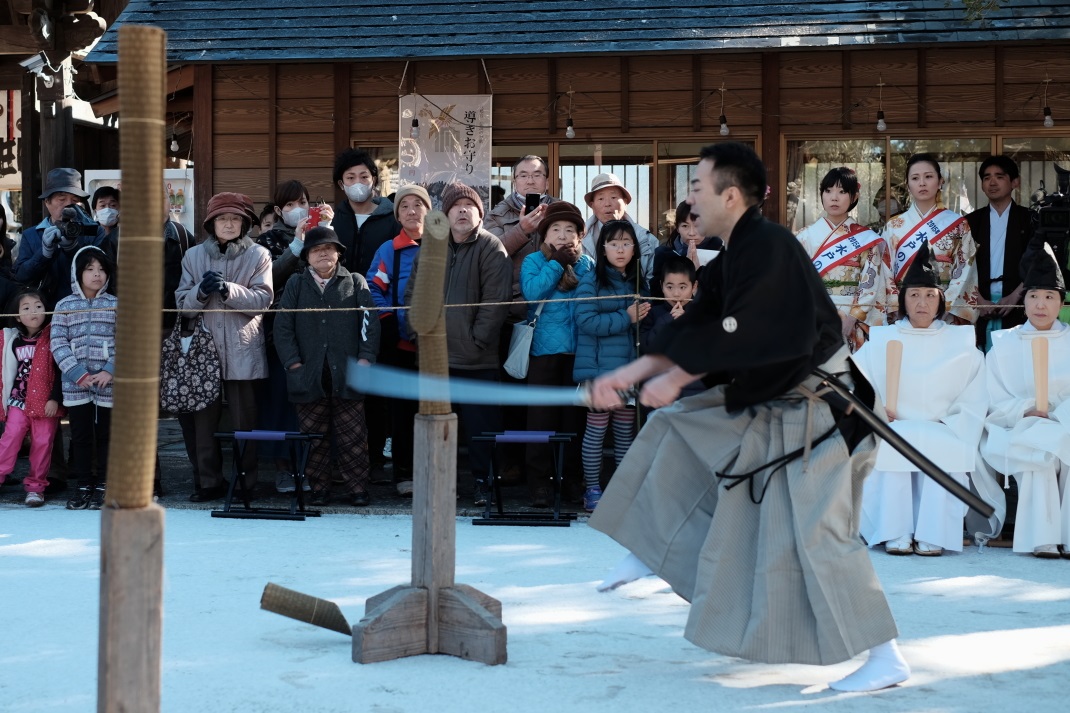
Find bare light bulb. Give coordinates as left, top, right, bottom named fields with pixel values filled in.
left=718, top=114, right=729, bottom=136
left=409, top=118, right=420, bottom=139
left=1043, top=107, right=1055, bottom=128
left=170, top=136, right=179, bottom=152
left=565, top=118, right=576, bottom=139
left=876, top=110, right=887, bottom=132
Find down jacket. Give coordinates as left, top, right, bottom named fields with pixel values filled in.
left=273, top=266, right=380, bottom=402
left=175, top=235, right=273, bottom=381
left=50, top=246, right=117, bottom=407
left=572, top=268, right=647, bottom=382
left=404, top=227, right=511, bottom=371
left=519, top=251, right=594, bottom=357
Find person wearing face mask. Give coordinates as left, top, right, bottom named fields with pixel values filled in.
left=256, top=180, right=334, bottom=300
left=15, top=168, right=108, bottom=307
left=331, top=149, right=401, bottom=280
left=91, top=186, right=120, bottom=238
left=581, top=173, right=659, bottom=283
left=332, top=149, right=401, bottom=472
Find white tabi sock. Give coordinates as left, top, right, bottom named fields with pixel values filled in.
left=828, top=639, right=910, bottom=692
left=596, top=552, right=654, bottom=592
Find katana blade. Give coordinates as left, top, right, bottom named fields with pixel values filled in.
left=815, top=368, right=995, bottom=519
left=348, top=361, right=592, bottom=407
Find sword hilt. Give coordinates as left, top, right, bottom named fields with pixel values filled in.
left=577, top=382, right=640, bottom=410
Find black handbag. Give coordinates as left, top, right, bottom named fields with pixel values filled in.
left=159, top=316, right=222, bottom=413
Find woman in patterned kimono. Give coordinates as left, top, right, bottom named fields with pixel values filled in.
left=882, top=153, right=980, bottom=324
left=797, top=167, right=893, bottom=351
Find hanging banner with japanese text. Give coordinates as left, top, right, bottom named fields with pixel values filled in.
left=398, top=94, right=492, bottom=211
left=0, top=90, right=22, bottom=191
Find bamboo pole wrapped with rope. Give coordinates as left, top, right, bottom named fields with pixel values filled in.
left=98, top=24, right=166, bottom=713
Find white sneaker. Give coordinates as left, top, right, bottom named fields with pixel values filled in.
left=25, top=491, right=45, bottom=507
left=383, top=437, right=393, bottom=460
left=396, top=480, right=414, bottom=497
left=275, top=472, right=296, bottom=493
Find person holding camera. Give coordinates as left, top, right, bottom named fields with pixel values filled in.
left=14, top=168, right=108, bottom=307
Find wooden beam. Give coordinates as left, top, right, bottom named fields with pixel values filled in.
left=994, top=46, right=1004, bottom=127
left=267, top=63, right=276, bottom=199
left=917, top=48, right=927, bottom=128
left=332, top=61, right=350, bottom=165
left=192, top=64, right=213, bottom=234
left=841, top=50, right=852, bottom=130
left=761, top=53, right=781, bottom=222
left=91, top=66, right=193, bottom=118
left=692, top=55, right=702, bottom=133
left=0, top=25, right=42, bottom=54
left=547, top=57, right=557, bottom=135
left=0, top=60, right=26, bottom=89
left=620, top=56, right=629, bottom=133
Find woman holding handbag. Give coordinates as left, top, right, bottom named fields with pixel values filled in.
left=175, top=192, right=273, bottom=502
left=519, top=201, right=594, bottom=507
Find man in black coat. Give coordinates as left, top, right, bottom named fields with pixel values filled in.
left=966, top=155, right=1034, bottom=349
left=331, top=148, right=401, bottom=279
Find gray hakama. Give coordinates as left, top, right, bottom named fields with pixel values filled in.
left=589, top=349, right=899, bottom=666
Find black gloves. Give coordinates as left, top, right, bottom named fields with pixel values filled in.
left=198, top=271, right=227, bottom=299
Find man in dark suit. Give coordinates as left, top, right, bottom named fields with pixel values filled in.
left=966, top=155, right=1034, bottom=349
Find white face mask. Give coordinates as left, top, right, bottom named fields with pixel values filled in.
left=344, top=183, right=372, bottom=203
left=281, top=206, right=308, bottom=228
left=95, top=207, right=119, bottom=227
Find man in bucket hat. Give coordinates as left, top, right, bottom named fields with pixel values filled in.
left=15, top=168, right=108, bottom=306
left=580, top=172, right=658, bottom=282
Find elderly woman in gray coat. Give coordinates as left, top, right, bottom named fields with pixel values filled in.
left=175, top=192, right=273, bottom=502
left=273, top=227, right=380, bottom=506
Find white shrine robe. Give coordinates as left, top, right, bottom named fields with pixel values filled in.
left=982, top=322, right=1070, bottom=552
left=852, top=321, right=1003, bottom=550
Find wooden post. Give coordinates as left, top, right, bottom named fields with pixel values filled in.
left=98, top=25, right=167, bottom=713
left=352, top=209, right=507, bottom=665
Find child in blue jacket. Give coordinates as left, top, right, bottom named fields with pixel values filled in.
left=520, top=201, right=594, bottom=507
left=573, top=220, right=649, bottom=511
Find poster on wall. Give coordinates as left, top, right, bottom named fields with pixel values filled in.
left=398, top=94, right=491, bottom=211
left=84, top=169, right=197, bottom=236
left=0, top=90, right=22, bottom=191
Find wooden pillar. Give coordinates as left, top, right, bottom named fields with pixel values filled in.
left=333, top=62, right=351, bottom=204
left=352, top=212, right=506, bottom=666
left=761, top=53, right=781, bottom=222
left=37, top=58, right=76, bottom=176
left=192, top=64, right=213, bottom=237
left=98, top=24, right=167, bottom=713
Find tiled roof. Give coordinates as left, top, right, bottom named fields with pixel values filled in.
left=87, top=0, right=1070, bottom=64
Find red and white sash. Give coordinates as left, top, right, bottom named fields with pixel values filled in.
left=811, top=222, right=884, bottom=277
left=894, top=209, right=966, bottom=281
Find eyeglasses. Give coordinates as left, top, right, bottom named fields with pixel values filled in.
left=214, top=215, right=244, bottom=224
left=515, top=172, right=546, bottom=180
left=605, top=241, right=635, bottom=252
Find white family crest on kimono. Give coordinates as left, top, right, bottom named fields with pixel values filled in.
left=982, top=321, right=1070, bottom=553
left=851, top=321, right=1004, bottom=550
left=883, top=204, right=980, bottom=323
left=797, top=217, right=892, bottom=351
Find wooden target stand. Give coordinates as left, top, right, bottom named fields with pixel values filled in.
left=261, top=210, right=506, bottom=665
